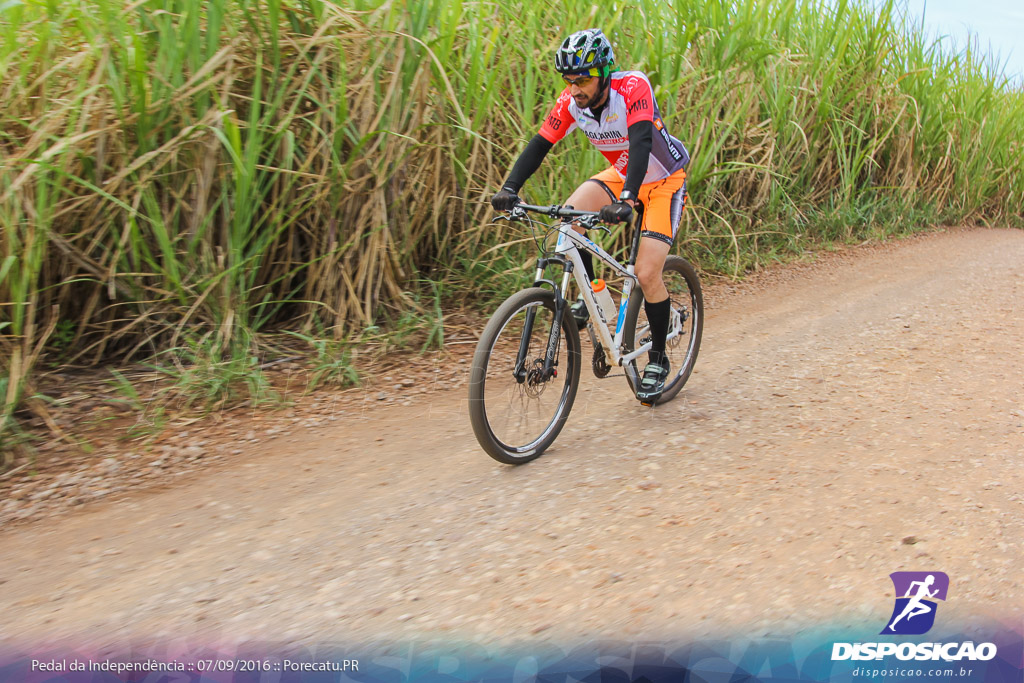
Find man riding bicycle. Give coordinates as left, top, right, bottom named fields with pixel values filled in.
left=491, top=28, right=691, bottom=403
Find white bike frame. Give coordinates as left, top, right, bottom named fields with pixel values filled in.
left=544, top=222, right=682, bottom=375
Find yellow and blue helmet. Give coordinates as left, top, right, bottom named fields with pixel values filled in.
left=554, top=28, right=616, bottom=76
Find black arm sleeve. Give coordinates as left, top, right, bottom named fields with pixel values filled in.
left=623, top=120, right=654, bottom=197
left=502, top=134, right=554, bottom=193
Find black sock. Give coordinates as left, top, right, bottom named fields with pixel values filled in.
left=645, top=297, right=671, bottom=365
left=580, top=250, right=596, bottom=283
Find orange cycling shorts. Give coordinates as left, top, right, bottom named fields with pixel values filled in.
left=588, top=167, right=688, bottom=245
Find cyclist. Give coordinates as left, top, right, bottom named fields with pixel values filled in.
left=491, top=28, right=691, bottom=403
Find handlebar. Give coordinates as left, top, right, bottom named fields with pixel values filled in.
left=507, top=203, right=605, bottom=230
left=515, top=203, right=598, bottom=218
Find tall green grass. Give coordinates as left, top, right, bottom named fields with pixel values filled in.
left=2, top=0, right=1023, bottom=456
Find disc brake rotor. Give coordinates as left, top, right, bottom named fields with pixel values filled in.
left=525, top=359, right=548, bottom=397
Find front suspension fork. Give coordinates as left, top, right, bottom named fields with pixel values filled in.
left=513, top=259, right=573, bottom=383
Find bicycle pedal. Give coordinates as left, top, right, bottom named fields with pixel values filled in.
left=639, top=400, right=654, bottom=408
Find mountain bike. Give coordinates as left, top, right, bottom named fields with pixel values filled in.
left=468, top=203, right=703, bottom=464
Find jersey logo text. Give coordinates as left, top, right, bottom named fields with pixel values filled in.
left=627, top=99, right=649, bottom=115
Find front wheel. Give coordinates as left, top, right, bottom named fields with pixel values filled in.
left=622, top=255, right=703, bottom=404
left=468, top=287, right=582, bottom=464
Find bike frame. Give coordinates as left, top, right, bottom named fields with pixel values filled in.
left=513, top=203, right=683, bottom=388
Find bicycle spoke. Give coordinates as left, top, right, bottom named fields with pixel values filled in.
left=470, top=294, right=578, bottom=460
left=621, top=256, right=703, bottom=404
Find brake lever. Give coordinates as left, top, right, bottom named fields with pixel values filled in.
left=505, top=206, right=528, bottom=222
left=577, top=216, right=609, bottom=234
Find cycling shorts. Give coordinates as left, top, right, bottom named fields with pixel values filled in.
left=589, top=167, right=687, bottom=245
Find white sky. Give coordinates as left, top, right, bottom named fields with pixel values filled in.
left=899, top=0, right=1024, bottom=84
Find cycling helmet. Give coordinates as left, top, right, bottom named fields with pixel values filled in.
left=554, top=29, right=616, bottom=76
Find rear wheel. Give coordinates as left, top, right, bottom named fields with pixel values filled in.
left=468, top=288, right=582, bottom=464
left=622, top=256, right=703, bottom=404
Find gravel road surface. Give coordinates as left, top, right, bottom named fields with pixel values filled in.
left=1, top=227, right=1022, bottom=649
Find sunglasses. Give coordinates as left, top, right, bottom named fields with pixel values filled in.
left=562, top=73, right=596, bottom=87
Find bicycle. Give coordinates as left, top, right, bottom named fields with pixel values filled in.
left=468, top=202, right=703, bottom=464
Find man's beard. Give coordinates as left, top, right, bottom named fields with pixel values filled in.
left=575, top=87, right=605, bottom=111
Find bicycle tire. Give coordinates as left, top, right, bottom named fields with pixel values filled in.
left=621, top=255, right=703, bottom=404
left=468, top=287, right=582, bottom=464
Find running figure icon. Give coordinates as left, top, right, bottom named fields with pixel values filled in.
left=888, top=574, right=938, bottom=631
left=882, top=571, right=949, bottom=635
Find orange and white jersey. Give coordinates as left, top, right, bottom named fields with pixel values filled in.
left=538, top=70, right=689, bottom=184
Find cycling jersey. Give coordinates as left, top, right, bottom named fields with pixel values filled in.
left=538, top=71, right=690, bottom=184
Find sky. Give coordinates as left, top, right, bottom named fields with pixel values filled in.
left=899, top=0, right=1024, bottom=84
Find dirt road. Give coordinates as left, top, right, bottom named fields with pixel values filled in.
left=2, top=227, right=1022, bottom=648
